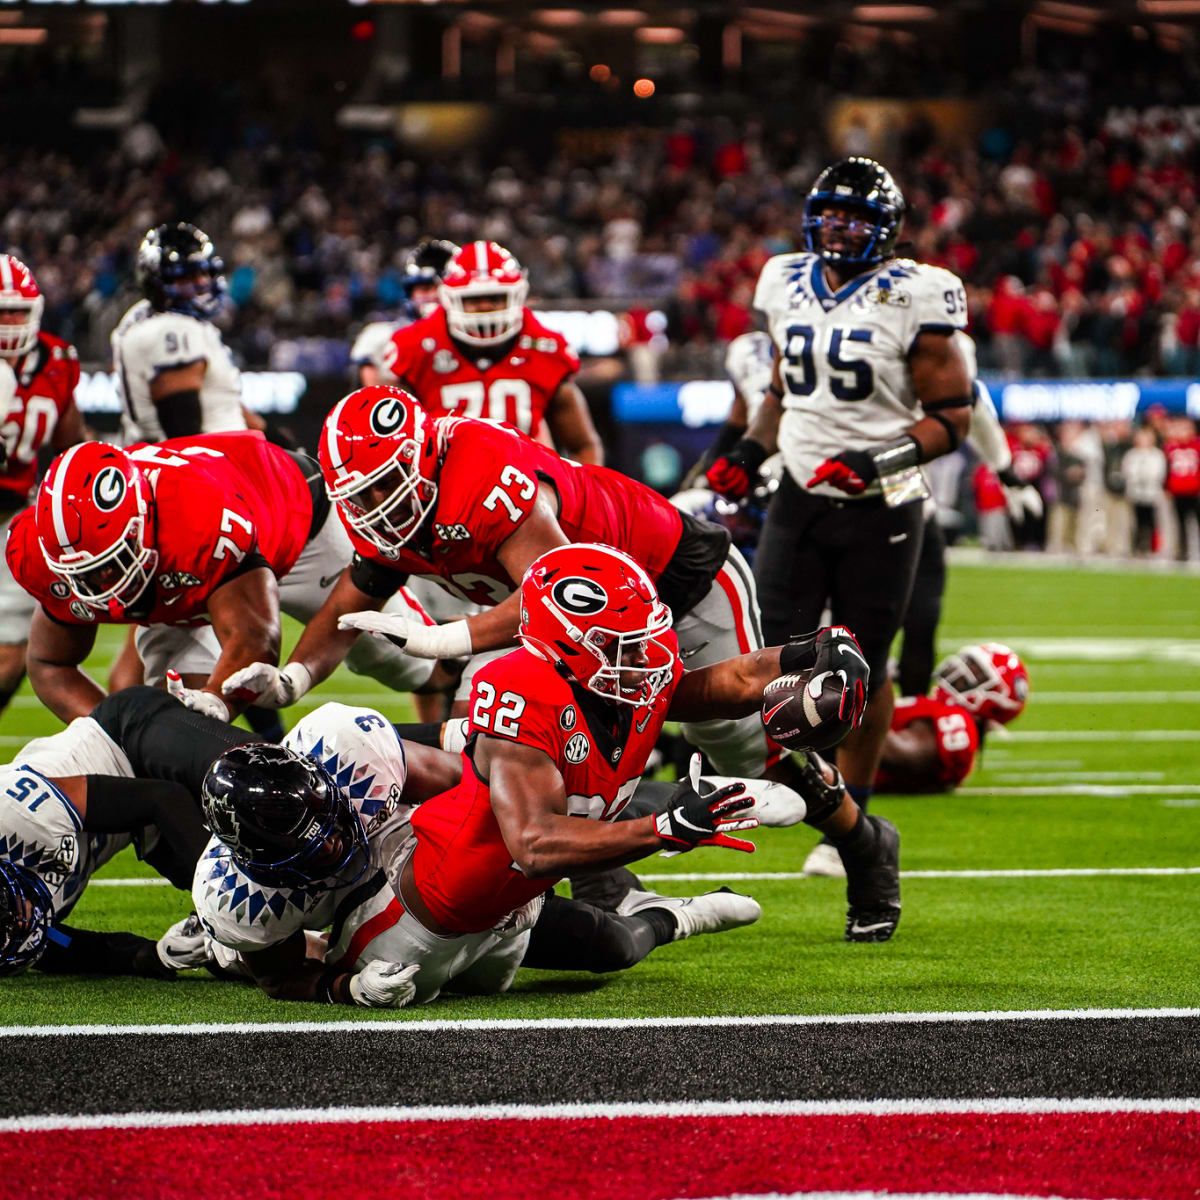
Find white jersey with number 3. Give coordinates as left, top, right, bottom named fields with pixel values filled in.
left=753, top=252, right=967, bottom=497
left=192, top=703, right=411, bottom=955
left=111, top=300, right=246, bottom=443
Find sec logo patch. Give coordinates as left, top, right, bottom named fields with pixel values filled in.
left=564, top=732, right=589, bottom=764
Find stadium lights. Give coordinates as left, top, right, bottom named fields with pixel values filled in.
left=636, top=26, right=685, bottom=43
left=850, top=5, right=938, bottom=21
left=0, top=27, right=47, bottom=43
left=599, top=9, right=647, bottom=26
left=633, top=77, right=655, bottom=96
left=534, top=9, right=586, bottom=25
left=1034, top=0, right=1105, bottom=18
left=1138, top=0, right=1200, bottom=12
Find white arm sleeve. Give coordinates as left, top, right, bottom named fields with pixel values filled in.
left=966, top=380, right=1012, bottom=471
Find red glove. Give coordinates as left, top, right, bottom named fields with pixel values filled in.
left=806, top=449, right=877, bottom=495
left=706, top=456, right=752, bottom=501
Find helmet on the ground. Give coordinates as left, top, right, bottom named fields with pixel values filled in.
left=933, top=643, right=1029, bottom=726
left=0, top=859, right=52, bottom=977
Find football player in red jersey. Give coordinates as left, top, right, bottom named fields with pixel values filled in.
left=7, top=431, right=452, bottom=724
left=381, top=241, right=603, bottom=465
left=379, top=544, right=902, bottom=976
left=875, top=644, right=1029, bottom=794
left=228, top=385, right=860, bottom=790
left=0, top=255, right=87, bottom=719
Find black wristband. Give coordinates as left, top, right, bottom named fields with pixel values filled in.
left=779, top=629, right=823, bottom=675
left=928, top=411, right=963, bottom=451
left=729, top=437, right=769, bottom=475
left=996, top=465, right=1021, bottom=488
left=317, top=966, right=349, bottom=1004
left=711, top=421, right=747, bottom=459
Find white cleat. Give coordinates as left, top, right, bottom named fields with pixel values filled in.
left=617, top=886, right=762, bottom=941
left=156, top=913, right=214, bottom=971
left=802, top=841, right=847, bottom=879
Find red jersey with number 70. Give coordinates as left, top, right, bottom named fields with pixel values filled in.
left=409, top=642, right=682, bottom=934
left=7, top=430, right=312, bottom=627
left=343, top=415, right=683, bottom=608
left=383, top=307, right=578, bottom=436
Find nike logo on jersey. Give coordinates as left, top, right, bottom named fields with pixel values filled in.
left=680, top=641, right=709, bottom=660
left=319, top=573, right=341, bottom=589
left=636, top=709, right=655, bottom=734
left=762, top=699, right=791, bottom=724
left=162, top=595, right=183, bottom=606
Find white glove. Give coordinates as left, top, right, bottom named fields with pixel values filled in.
left=1003, top=483, right=1044, bottom=521
left=348, top=960, right=420, bottom=1008
left=337, top=611, right=472, bottom=660
left=166, top=670, right=231, bottom=722
left=156, top=913, right=214, bottom=971
left=221, top=661, right=312, bottom=709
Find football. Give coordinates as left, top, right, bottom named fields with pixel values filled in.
left=761, top=670, right=851, bottom=752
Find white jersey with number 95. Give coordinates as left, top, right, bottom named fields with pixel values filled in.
left=753, top=251, right=967, bottom=498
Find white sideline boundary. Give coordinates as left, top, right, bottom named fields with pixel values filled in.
left=2, top=1096, right=1198, bottom=1135
left=2, top=1005, right=1196, bottom=1040
left=89, top=864, right=1200, bottom=889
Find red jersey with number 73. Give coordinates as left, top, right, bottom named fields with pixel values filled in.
left=7, top=430, right=312, bottom=627
left=409, top=643, right=682, bottom=934
left=343, top=415, right=683, bottom=608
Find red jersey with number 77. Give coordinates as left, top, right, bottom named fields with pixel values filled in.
left=383, top=307, right=578, bottom=437
left=7, top=430, right=312, bottom=627
left=409, top=642, right=682, bottom=934
left=344, top=415, right=683, bottom=608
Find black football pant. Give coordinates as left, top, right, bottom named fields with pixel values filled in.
left=896, top=513, right=946, bottom=697
left=753, top=470, right=926, bottom=692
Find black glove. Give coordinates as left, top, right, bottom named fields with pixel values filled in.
left=653, top=764, right=757, bottom=853
left=780, top=625, right=870, bottom=726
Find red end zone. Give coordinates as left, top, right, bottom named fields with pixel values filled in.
left=3, top=1110, right=1197, bottom=1200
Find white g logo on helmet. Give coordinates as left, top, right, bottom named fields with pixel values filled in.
left=93, top=466, right=127, bottom=513
left=551, top=577, right=608, bottom=616
left=369, top=395, right=407, bottom=436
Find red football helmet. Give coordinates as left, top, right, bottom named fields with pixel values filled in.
left=933, top=643, right=1029, bottom=726
left=0, top=255, right=43, bottom=359
left=319, top=385, right=438, bottom=556
left=519, top=543, right=674, bottom=708
left=438, top=240, right=529, bottom=346
left=35, top=442, right=158, bottom=615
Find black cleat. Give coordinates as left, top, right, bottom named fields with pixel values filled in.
left=843, top=814, right=901, bottom=943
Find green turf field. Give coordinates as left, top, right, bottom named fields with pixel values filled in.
left=3, top=557, right=1198, bottom=1025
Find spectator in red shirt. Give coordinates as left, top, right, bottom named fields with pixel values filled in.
left=973, top=464, right=1013, bottom=551
left=1164, top=416, right=1200, bottom=561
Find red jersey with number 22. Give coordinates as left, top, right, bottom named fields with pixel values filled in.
left=874, top=694, right=979, bottom=791
left=8, top=430, right=312, bottom=627
left=410, top=642, right=681, bottom=934
left=344, top=416, right=682, bottom=607
left=384, top=308, right=578, bottom=436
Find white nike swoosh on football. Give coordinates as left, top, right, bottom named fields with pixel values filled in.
left=849, top=919, right=894, bottom=934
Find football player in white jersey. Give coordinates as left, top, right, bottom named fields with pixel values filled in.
left=351, top=239, right=458, bottom=388
left=111, top=223, right=248, bottom=444
left=706, top=157, right=975, bottom=837
left=0, top=688, right=215, bottom=978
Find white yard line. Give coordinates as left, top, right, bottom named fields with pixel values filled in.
left=956, top=784, right=1200, bottom=796
left=986, top=771, right=1165, bottom=782
left=1006, top=730, right=1200, bottom=742
left=1, top=1005, right=1196, bottom=1040
left=89, top=864, right=1200, bottom=890
left=3, top=1096, right=1198, bottom=1134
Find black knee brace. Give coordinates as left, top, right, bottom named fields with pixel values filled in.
left=794, top=752, right=846, bottom=825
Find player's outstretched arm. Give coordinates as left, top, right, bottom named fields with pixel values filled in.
left=546, top=380, right=604, bottom=465
left=25, top=606, right=105, bottom=722
left=203, top=567, right=282, bottom=718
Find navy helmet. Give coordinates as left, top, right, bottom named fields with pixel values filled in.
left=137, top=222, right=227, bottom=319
left=201, top=743, right=369, bottom=890
left=0, top=859, right=52, bottom=977
left=803, top=157, right=905, bottom=269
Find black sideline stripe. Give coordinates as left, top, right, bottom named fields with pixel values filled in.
left=2, top=1016, right=1196, bottom=1119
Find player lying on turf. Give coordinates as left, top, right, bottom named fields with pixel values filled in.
left=7, top=432, right=456, bottom=726
left=875, top=643, right=1029, bottom=794
left=0, top=694, right=218, bottom=979
left=224, top=389, right=895, bottom=895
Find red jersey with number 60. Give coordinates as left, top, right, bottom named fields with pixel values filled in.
left=383, top=307, right=578, bottom=436
left=410, top=642, right=682, bottom=934
left=874, top=694, right=979, bottom=791
left=344, top=415, right=683, bottom=608
left=0, top=333, right=80, bottom=508
left=8, top=430, right=312, bottom=627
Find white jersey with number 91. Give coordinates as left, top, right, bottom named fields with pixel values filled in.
left=753, top=251, right=967, bottom=498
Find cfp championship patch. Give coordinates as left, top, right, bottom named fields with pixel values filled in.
left=864, top=284, right=911, bottom=307
left=434, top=523, right=471, bottom=542
left=564, top=732, right=590, bottom=764
left=432, top=349, right=459, bottom=374
left=559, top=705, right=577, bottom=731
left=158, top=571, right=202, bottom=589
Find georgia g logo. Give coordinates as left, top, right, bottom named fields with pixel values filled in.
left=551, top=577, right=607, bottom=616
left=369, top=394, right=407, bottom=437
left=93, top=466, right=126, bottom=512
